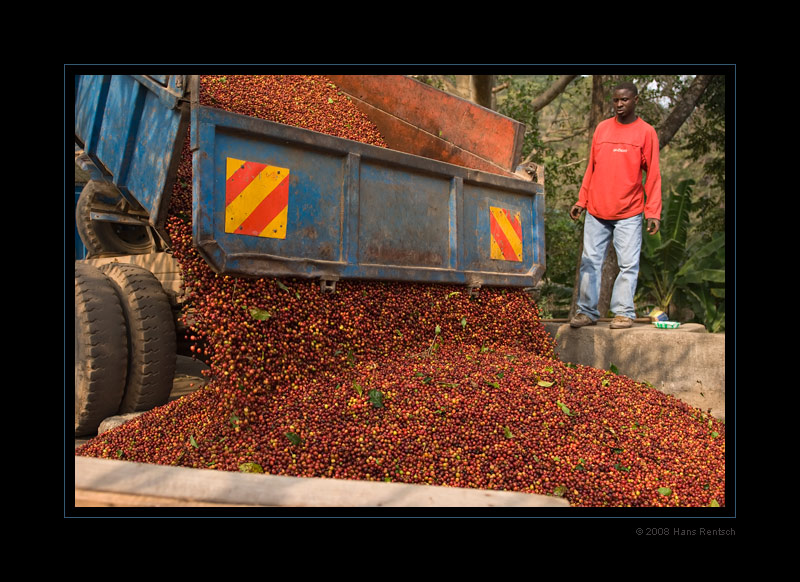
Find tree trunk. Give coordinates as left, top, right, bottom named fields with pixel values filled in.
left=597, top=247, right=619, bottom=316
left=658, top=75, right=714, bottom=149
left=530, top=75, right=579, bottom=113
left=470, top=75, right=495, bottom=109
left=453, top=76, right=472, bottom=100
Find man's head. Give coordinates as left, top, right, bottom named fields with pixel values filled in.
left=612, top=82, right=639, bottom=123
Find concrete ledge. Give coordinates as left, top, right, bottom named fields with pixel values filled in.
left=543, top=322, right=725, bottom=421
left=74, top=457, right=570, bottom=508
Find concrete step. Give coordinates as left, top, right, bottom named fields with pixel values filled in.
left=542, top=321, right=725, bottom=421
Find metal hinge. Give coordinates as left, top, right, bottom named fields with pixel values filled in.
left=320, top=279, right=338, bottom=293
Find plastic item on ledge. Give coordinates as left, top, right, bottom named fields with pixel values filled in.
left=648, top=309, right=669, bottom=322
left=652, top=321, right=681, bottom=329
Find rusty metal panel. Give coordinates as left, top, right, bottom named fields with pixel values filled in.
left=191, top=105, right=545, bottom=288
left=326, top=75, right=526, bottom=178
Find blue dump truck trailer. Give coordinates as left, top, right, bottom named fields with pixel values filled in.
left=73, top=74, right=546, bottom=436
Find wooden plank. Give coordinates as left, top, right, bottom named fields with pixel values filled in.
left=75, top=489, right=261, bottom=507
left=75, top=457, right=570, bottom=508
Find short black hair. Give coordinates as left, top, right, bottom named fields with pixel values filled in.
left=613, top=81, right=639, bottom=96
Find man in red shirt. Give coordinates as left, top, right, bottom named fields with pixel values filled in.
left=569, top=82, right=662, bottom=329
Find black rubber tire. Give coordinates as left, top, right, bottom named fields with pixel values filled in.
left=99, top=262, right=177, bottom=413
left=76, top=180, right=154, bottom=257
left=75, top=262, right=129, bottom=436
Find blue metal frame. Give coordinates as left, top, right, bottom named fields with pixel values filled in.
left=191, top=105, right=545, bottom=288
left=74, top=75, right=190, bottom=240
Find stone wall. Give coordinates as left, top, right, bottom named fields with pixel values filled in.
left=542, top=322, right=726, bottom=421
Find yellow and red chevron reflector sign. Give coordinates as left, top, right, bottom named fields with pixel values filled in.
left=490, top=206, right=523, bottom=262
left=225, top=157, right=289, bottom=239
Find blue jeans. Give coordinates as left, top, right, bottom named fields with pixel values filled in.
left=576, top=212, right=642, bottom=321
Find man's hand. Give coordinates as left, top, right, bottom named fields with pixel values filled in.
left=569, top=204, right=585, bottom=221
left=647, top=218, right=660, bottom=235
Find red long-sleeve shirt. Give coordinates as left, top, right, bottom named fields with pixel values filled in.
left=577, top=116, right=662, bottom=221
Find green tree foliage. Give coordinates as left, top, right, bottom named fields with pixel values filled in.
left=637, top=180, right=725, bottom=332
left=676, top=76, right=726, bottom=236
left=637, top=180, right=725, bottom=331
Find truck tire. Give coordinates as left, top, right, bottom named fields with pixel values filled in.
left=76, top=180, right=154, bottom=257
left=99, top=262, right=177, bottom=413
left=75, top=262, right=129, bottom=436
